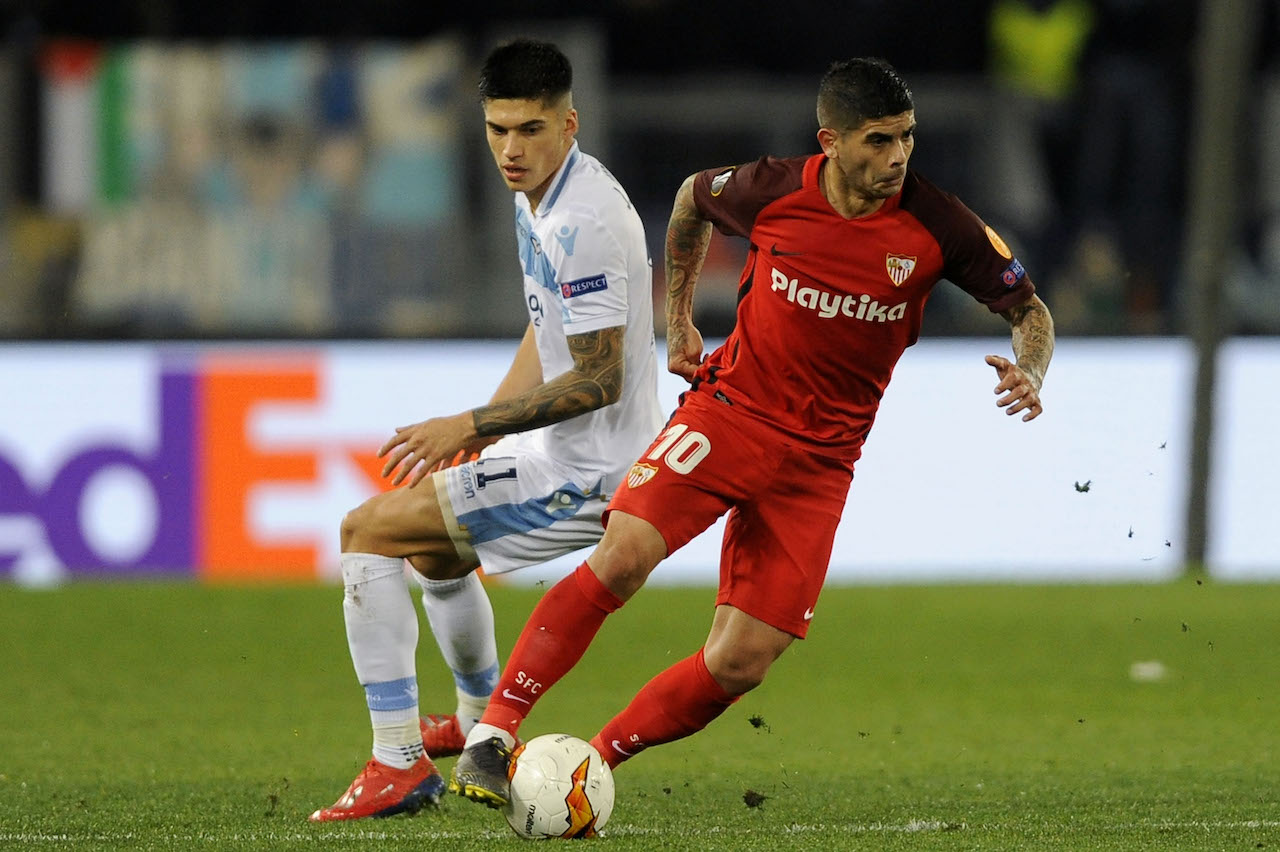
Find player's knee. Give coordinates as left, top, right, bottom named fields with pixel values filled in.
left=340, top=499, right=385, bottom=553
left=704, top=647, right=772, bottom=696
left=703, top=625, right=788, bottom=695
left=589, top=549, right=650, bottom=600
left=407, top=552, right=473, bottom=582
left=590, top=534, right=660, bottom=601
left=589, top=513, right=665, bottom=599
left=339, top=506, right=364, bottom=551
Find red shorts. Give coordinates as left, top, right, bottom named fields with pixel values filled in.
left=606, top=391, right=854, bottom=638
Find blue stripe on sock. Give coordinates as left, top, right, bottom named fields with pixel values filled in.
left=453, top=663, right=499, bottom=698
left=364, top=676, right=418, bottom=711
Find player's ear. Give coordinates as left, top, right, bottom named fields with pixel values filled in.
left=817, top=127, right=838, bottom=159
left=563, top=107, right=579, bottom=140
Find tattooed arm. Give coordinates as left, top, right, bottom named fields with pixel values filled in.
left=379, top=325, right=625, bottom=487
left=666, top=173, right=713, bottom=381
left=473, top=325, right=625, bottom=435
left=985, top=294, right=1055, bottom=422
left=424, top=323, right=547, bottom=473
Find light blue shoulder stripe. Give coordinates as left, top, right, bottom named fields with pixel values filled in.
left=539, top=145, right=581, bottom=214
left=515, top=206, right=560, bottom=297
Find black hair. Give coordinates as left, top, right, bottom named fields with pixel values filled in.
left=817, top=58, right=914, bottom=131
left=478, top=39, right=573, bottom=104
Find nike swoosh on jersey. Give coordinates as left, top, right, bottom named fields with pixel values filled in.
left=611, top=739, right=634, bottom=756
left=803, top=607, right=815, bottom=621
left=501, top=688, right=532, bottom=705
left=770, top=243, right=804, bottom=256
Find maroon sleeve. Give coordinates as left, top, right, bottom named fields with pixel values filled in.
left=899, top=172, right=1036, bottom=313
left=691, top=156, right=806, bottom=239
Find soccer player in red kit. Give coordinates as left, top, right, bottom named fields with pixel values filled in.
left=451, top=57, right=1056, bottom=805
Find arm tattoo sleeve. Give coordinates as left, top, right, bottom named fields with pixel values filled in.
left=472, top=325, right=626, bottom=437
left=665, top=175, right=713, bottom=330
left=1001, top=295, right=1056, bottom=389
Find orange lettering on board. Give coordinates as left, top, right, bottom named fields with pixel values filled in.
left=346, top=448, right=398, bottom=493
left=198, top=357, right=320, bottom=581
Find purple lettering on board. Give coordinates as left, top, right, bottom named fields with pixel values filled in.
left=0, top=455, right=32, bottom=574
left=3, top=371, right=198, bottom=576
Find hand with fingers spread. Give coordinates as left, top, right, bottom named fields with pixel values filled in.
left=985, top=354, right=1044, bottom=422
left=378, top=411, right=477, bottom=488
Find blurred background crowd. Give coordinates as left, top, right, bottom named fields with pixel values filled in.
left=1, top=0, right=1277, bottom=341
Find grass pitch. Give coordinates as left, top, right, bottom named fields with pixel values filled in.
left=1, top=579, right=1277, bottom=850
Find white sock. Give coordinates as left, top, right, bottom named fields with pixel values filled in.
left=341, top=552, right=424, bottom=769
left=415, top=571, right=500, bottom=736
left=465, top=722, right=516, bottom=751
left=370, top=709, right=424, bottom=769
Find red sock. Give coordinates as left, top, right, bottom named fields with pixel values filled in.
left=590, top=648, right=738, bottom=768
left=480, top=562, right=623, bottom=736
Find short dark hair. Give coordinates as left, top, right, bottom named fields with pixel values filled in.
left=817, top=58, right=914, bottom=131
left=478, top=39, right=573, bottom=104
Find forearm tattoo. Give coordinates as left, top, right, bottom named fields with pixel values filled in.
left=1002, top=295, right=1056, bottom=389
left=665, top=176, right=713, bottom=330
left=472, top=326, right=625, bottom=437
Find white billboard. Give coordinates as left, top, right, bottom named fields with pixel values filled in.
left=0, top=339, right=1274, bottom=585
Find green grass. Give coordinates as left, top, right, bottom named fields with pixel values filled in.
left=1, top=580, right=1278, bottom=850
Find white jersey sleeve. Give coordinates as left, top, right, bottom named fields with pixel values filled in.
left=545, top=204, right=630, bottom=335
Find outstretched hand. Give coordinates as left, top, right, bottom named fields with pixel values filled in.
left=985, top=354, right=1043, bottom=421
left=378, top=411, right=477, bottom=488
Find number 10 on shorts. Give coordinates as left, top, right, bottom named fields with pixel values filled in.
left=646, top=424, right=711, bottom=474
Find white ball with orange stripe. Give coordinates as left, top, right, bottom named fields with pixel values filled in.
left=503, top=733, right=615, bottom=839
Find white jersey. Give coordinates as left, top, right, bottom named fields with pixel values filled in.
left=510, top=141, right=664, bottom=497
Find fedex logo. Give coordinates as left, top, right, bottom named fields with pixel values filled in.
left=0, top=353, right=391, bottom=582
left=770, top=267, right=906, bottom=322
left=0, top=372, right=197, bottom=578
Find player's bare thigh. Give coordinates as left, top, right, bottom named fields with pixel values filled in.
left=340, top=482, right=473, bottom=578
left=703, top=604, right=794, bottom=695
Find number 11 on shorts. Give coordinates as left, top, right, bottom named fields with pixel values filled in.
left=645, top=423, right=711, bottom=474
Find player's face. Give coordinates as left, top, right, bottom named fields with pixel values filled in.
left=823, top=110, right=916, bottom=202
left=483, top=97, right=578, bottom=210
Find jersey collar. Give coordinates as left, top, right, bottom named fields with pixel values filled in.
left=807, top=153, right=905, bottom=219
left=803, top=153, right=824, bottom=188
left=531, top=141, right=581, bottom=218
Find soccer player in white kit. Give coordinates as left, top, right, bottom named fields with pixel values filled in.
left=309, top=39, right=663, bottom=822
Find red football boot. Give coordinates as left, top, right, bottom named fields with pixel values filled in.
left=309, top=754, right=445, bottom=822
left=419, top=714, right=467, bottom=759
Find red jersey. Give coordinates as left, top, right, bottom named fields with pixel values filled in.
left=689, top=153, right=1035, bottom=460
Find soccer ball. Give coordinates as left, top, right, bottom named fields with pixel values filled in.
left=502, top=733, right=615, bottom=839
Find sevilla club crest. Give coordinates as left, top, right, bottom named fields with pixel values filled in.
left=626, top=463, right=658, bottom=489
left=885, top=254, right=917, bottom=287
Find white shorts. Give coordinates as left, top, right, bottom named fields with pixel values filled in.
left=432, top=433, right=610, bottom=575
